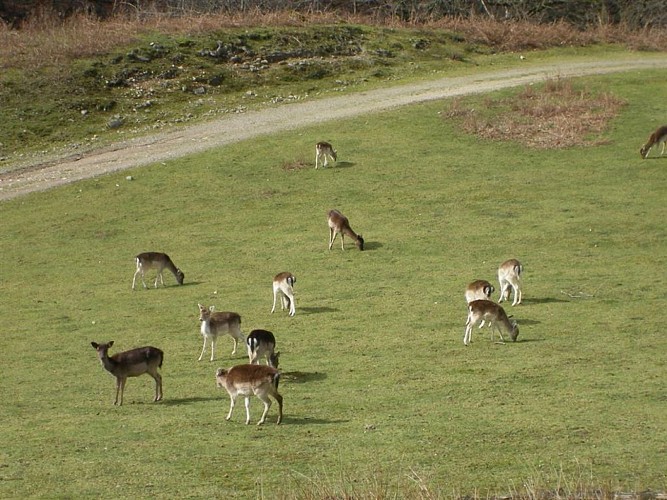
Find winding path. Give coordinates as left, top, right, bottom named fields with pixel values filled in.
left=1, top=56, right=666, bottom=201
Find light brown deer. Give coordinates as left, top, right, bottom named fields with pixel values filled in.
left=132, top=252, right=184, bottom=290
left=271, top=272, right=296, bottom=316
left=498, top=258, right=523, bottom=306
left=197, top=304, right=245, bottom=361
left=91, top=341, right=164, bottom=405
left=465, top=279, right=495, bottom=304
left=246, top=329, right=280, bottom=368
left=216, top=364, right=283, bottom=425
left=327, top=209, right=364, bottom=251
left=315, top=141, right=337, bottom=168
left=640, top=125, right=667, bottom=159
left=464, top=300, right=519, bottom=346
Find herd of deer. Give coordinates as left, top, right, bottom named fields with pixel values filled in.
left=91, top=125, right=666, bottom=422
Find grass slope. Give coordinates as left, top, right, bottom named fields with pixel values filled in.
left=0, top=69, right=666, bottom=498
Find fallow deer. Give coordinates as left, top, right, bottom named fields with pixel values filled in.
left=315, top=141, right=337, bottom=169
left=132, top=252, right=184, bottom=290
left=640, top=125, right=667, bottom=159
left=465, top=279, right=495, bottom=304
left=498, top=258, right=523, bottom=306
left=90, top=341, right=164, bottom=405
left=246, top=329, right=280, bottom=368
left=271, top=272, right=296, bottom=316
left=464, top=300, right=519, bottom=346
left=327, top=209, right=364, bottom=251
left=197, top=304, right=245, bottom=361
left=216, top=364, right=283, bottom=425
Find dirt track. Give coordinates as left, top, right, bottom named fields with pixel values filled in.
left=1, top=56, right=666, bottom=201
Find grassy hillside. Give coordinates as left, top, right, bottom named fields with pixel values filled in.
left=1, top=65, right=666, bottom=498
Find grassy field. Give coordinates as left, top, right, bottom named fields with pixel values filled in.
left=1, top=64, right=666, bottom=498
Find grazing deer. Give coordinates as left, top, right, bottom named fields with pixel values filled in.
left=464, top=300, right=519, bottom=346
left=216, top=364, right=283, bottom=425
left=640, top=125, right=667, bottom=159
left=271, top=272, right=296, bottom=316
left=327, top=209, right=364, bottom=251
left=90, top=341, right=164, bottom=405
left=315, top=141, right=337, bottom=169
left=498, top=258, right=523, bottom=306
left=465, top=279, right=495, bottom=304
left=247, top=329, right=280, bottom=368
left=197, top=304, right=245, bottom=361
left=132, top=252, right=184, bottom=290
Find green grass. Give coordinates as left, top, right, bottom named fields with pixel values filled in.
left=1, top=67, right=666, bottom=498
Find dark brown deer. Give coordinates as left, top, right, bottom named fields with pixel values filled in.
left=327, top=209, right=364, bottom=251
left=246, top=329, right=280, bottom=368
left=315, top=141, right=337, bottom=168
left=640, top=125, right=667, bottom=159
left=132, top=252, right=184, bottom=290
left=216, top=364, right=283, bottom=425
left=91, top=341, right=164, bottom=405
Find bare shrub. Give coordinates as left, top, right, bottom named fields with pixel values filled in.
left=443, top=77, right=627, bottom=149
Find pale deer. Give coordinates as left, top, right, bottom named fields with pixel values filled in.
left=197, top=304, right=245, bottom=361
left=640, top=125, right=667, bottom=159
left=216, top=364, right=283, bottom=425
left=90, top=341, right=164, bottom=405
left=464, top=300, right=519, bottom=346
left=271, top=272, right=296, bottom=316
left=465, top=279, right=495, bottom=304
left=315, top=141, right=337, bottom=169
left=327, top=209, right=364, bottom=251
left=498, top=258, right=523, bottom=306
left=246, top=329, right=280, bottom=368
left=132, top=252, right=184, bottom=290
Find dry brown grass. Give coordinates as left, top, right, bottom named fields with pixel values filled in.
left=443, top=77, right=627, bottom=149
left=2, top=9, right=667, bottom=71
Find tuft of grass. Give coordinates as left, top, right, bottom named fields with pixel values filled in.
left=443, top=77, right=627, bottom=149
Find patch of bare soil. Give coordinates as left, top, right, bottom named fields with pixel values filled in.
left=1, top=57, right=666, bottom=202
left=443, top=77, right=627, bottom=149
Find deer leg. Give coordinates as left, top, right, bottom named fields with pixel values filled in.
left=271, top=290, right=278, bottom=313
left=229, top=336, right=237, bottom=356
left=328, top=228, right=336, bottom=250
left=132, top=269, right=141, bottom=290
left=226, top=395, right=236, bottom=421
left=244, top=396, right=252, bottom=425
left=340, top=233, right=345, bottom=250
left=210, top=336, right=217, bottom=361
left=661, top=142, right=666, bottom=156
left=273, top=392, right=283, bottom=424
left=150, top=371, right=163, bottom=402
left=256, top=393, right=272, bottom=425
left=115, top=377, right=126, bottom=406
left=198, top=336, right=208, bottom=361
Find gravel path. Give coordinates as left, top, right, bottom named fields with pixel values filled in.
left=1, top=56, right=666, bottom=201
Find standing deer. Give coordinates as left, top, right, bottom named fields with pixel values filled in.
left=498, top=258, right=523, bottom=306
left=90, top=341, right=164, bottom=405
left=132, top=252, right=184, bottom=290
left=197, top=304, right=245, bottom=361
left=465, top=279, right=495, bottom=304
left=216, top=364, right=283, bottom=425
left=246, top=329, right=280, bottom=368
left=640, top=125, right=667, bottom=159
left=464, top=300, right=519, bottom=346
left=315, top=141, right=337, bottom=169
left=271, top=272, right=296, bottom=316
left=327, top=209, right=364, bottom=251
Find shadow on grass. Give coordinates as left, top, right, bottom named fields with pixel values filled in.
left=521, top=297, right=568, bottom=304
left=362, top=241, right=383, bottom=251
left=332, top=161, right=355, bottom=168
left=514, top=318, right=541, bottom=325
left=281, top=416, right=348, bottom=425
left=299, top=306, right=339, bottom=314
left=281, top=371, right=327, bottom=384
left=157, top=396, right=219, bottom=406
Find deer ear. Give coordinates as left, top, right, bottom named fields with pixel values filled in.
left=108, top=340, right=114, bottom=347
left=91, top=342, right=98, bottom=348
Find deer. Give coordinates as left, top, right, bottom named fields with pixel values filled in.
left=246, top=329, right=280, bottom=368
left=465, top=279, right=495, bottom=304
left=216, top=364, right=283, bottom=425
left=327, top=209, right=364, bottom=251
left=132, top=252, right=184, bottom=290
left=640, top=125, right=667, bottom=159
left=90, top=341, right=164, bottom=405
left=315, top=141, right=337, bottom=169
left=197, top=304, right=245, bottom=361
left=498, top=258, right=523, bottom=306
left=464, top=300, right=519, bottom=346
left=271, top=272, right=296, bottom=316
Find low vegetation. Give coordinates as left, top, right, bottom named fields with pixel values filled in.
left=1, top=11, right=666, bottom=500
